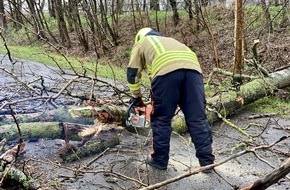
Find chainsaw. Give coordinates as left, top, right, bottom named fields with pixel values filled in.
left=125, top=102, right=152, bottom=128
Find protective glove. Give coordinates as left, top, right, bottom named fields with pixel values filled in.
left=130, top=97, right=145, bottom=107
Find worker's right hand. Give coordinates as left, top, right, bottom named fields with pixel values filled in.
left=130, top=97, right=145, bottom=107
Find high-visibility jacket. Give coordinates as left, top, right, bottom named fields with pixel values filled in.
left=127, top=35, right=202, bottom=98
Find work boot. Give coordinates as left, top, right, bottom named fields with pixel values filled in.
left=200, top=162, right=214, bottom=174
left=145, top=156, right=167, bottom=170
left=202, top=168, right=212, bottom=174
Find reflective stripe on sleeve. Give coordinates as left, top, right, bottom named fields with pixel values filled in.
left=129, top=81, right=141, bottom=92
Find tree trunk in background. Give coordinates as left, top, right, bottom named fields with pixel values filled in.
left=48, top=0, right=56, bottom=18
left=150, top=0, right=160, bottom=11
left=90, top=0, right=109, bottom=57
left=279, top=0, right=289, bottom=28
left=116, top=0, right=125, bottom=14
left=0, top=0, right=7, bottom=31
left=82, top=0, right=99, bottom=56
left=54, top=0, right=71, bottom=47
left=100, top=0, right=119, bottom=46
left=70, top=0, right=89, bottom=52
left=142, top=0, right=146, bottom=11
left=169, top=0, right=180, bottom=26
left=63, top=0, right=74, bottom=32
left=185, top=0, right=194, bottom=20
left=260, top=0, right=273, bottom=33
left=233, top=0, right=244, bottom=86
left=194, top=0, right=201, bottom=31
left=26, top=0, right=46, bottom=39
left=7, top=0, right=23, bottom=31
left=39, top=0, right=45, bottom=11
left=37, top=1, right=58, bottom=43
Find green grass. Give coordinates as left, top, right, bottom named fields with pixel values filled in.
left=0, top=44, right=128, bottom=81
left=243, top=96, right=290, bottom=118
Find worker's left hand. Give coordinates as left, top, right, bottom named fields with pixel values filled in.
left=130, top=97, right=145, bottom=107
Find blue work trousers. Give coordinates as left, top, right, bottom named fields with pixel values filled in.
left=150, top=69, right=214, bottom=167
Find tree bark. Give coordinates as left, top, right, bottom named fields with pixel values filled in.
left=233, top=0, right=244, bottom=85
left=59, top=134, right=120, bottom=162
left=25, top=0, right=46, bottom=40
left=7, top=0, right=23, bottom=30
left=169, top=0, right=180, bottom=26
left=69, top=0, right=89, bottom=51
left=54, top=0, right=71, bottom=47
left=260, top=0, right=273, bottom=33
left=0, top=122, right=89, bottom=141
left=0, top=0, right=7, bottom=31
left=150, top=0, right=160, bottom=11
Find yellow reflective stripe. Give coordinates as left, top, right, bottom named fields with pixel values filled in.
left=147, top=36, right=165, bottom=54
left=129, top=82, right=141, bottom=91
left=146, top=63, right=152, bottom=73
left=152, top=51, right=199, bottom=76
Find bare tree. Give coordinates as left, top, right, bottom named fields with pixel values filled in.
left=48, top=0, right=56, bottom=18
left=7, top=0, right=23, bottom=31
left=69, top=0, right=89, bottom=51
left=169, top=0, right=180, bottom=26
left=233, top=0, right=244, bottom=86
left=150, top=0, right=160, bottom=10
left=279, top=0, right=289, bottom=28
left=0, top=0, right=7, bottom=31
left=99, top=0, right=119, bottom=46
left=26, top=0, right=46, bottom=40
left=54, top=0, right=71, bottom=47
left=185, top=0, right=194, bottom=20
left=260, top=0, right=273, bottom=33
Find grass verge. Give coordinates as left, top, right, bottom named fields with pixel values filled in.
left=243, top=96, right=290, bottom=118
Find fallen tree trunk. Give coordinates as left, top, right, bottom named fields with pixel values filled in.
left=59, top=135, right=120, bottom=162
left=205, top=67, right=290, bottom=123
left=0, top=122, right=90, bottom=141
left=58, top=122, right=123, bottom=162
left=69, top=105, right=126, bottom=124
left=0, top=107, right=94, bottom=124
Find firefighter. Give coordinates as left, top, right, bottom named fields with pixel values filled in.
left=127, top=27, right=215, bottom=171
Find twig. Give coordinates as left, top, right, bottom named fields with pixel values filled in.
left=104, top=171, right=147, bottom=187
left=247, top=113, right=277, bottom=119
left=207, top=106, right=250, bottom=138
left=8, top=105, right=23, bottom=144
left=139, top=136, right=289, bottom=190
left=251, top=151, right=290, bottom=180
left=84, top=148, right=110, bottom=168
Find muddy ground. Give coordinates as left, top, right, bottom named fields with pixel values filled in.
left=1, top=54, right=290, bottom=190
